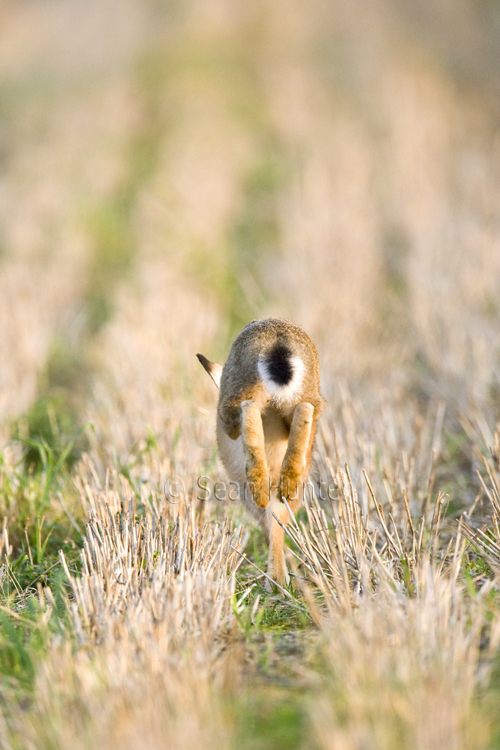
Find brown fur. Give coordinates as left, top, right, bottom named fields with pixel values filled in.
left=198, top=318, right=324, bottom=587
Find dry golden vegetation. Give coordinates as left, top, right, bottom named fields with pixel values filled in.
left=1, top=0, right=500, bottom=748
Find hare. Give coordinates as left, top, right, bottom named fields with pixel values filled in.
left=197, top=318, right=324, bottom=587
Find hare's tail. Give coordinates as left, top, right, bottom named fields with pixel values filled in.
left=257, top=342, right=305, bottom=404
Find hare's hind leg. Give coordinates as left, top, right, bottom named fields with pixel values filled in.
left=240, top=400, right=270, bottom=509
left=265, top=403, right=314, bottom=589
left=279, top=402, right=314, bottom=510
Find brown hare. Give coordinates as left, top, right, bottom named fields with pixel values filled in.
left=197, top=318, right=324, bottom=587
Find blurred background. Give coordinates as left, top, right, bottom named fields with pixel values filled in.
left=1, top=0, right=500, bottom=457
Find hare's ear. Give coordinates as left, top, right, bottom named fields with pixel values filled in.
left=196, top=354, right=223, bottom=389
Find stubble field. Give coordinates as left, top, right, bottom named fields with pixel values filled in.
left=1, top=1, right=500, bottom=748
